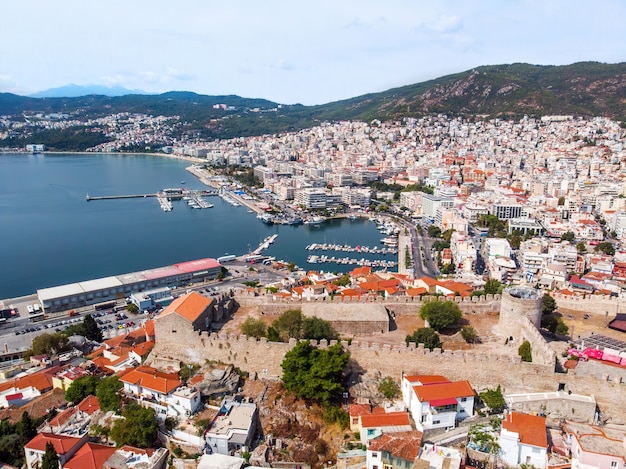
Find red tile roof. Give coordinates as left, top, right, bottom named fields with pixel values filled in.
left=25, top=432, right=84, bottom=454
left=368, top=431, right=423, bottom=461
left=119, top=366, right=181, bottom=394
left=404, top=375, right=451, bottom=385
left=77, top=394, right=100, bottom=414
left=64, top=442, right=116, bottom=469
left=413, top=380, right=474, bottom=402
left=0, top=366, right=61, bottom=393
left=360, top=411, right=410, bottom=428
left=502, top=412, right=547, bottom=448
left=158, top=292, right=212, bottom=323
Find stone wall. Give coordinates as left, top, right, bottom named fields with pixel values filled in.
left=553, top=294, right=622, bottom=316
left=149, top=333, right=626, bottom=422
left=235, top=291, right=501, bottom=317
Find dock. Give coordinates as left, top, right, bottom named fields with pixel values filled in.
left=252, top=234, right=278, bottom=255
left=86, top=193, right=156, bottom=201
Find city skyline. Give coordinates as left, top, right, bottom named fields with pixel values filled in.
left=2, top=0, right=625, bottom=105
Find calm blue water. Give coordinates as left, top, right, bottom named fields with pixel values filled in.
left=0, top=153, right=393, bottom=298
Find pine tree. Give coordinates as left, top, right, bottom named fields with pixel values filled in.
left=41, top=442, right=60, bottom=469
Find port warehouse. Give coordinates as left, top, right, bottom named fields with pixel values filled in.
left=37, top=258, right=222, bottom=313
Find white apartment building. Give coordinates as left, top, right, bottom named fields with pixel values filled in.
left=422, top=194, right=454, bottom=220
left=295, top=187, right=327, bottom=209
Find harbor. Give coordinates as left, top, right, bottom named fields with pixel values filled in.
left=86, top=188, right=217, bottom=212
left=307, top=254, right=397, bottom=269
left=305, top=243, right=397, bottom=255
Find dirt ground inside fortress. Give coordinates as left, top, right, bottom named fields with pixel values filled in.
left=219, top=303, right=626, bottom=355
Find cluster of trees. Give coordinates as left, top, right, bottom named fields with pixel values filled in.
left=23, top=314, right=103, bottom=360
left=419, top=301, right=462, bottom=331
left=479, top=385, right=505, bottom=413
left=241, top=309, right=339, bottom=342
left=63, top=374, right=160, bottom=448
left=406, top=327, right=442, bottom=351
left=281, top=342, right=350, bottom=427
left=541, top=294, right=569, bottom=335
left=0, top=412, right=48, bottom=467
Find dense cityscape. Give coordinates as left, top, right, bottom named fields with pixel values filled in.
left=1, top=106, right=625, bottom=469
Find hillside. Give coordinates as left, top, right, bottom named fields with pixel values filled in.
left=1, top=62, right=624, bottom=145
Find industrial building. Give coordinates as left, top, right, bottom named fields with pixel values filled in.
left=37, top=258, right=222, bottom=313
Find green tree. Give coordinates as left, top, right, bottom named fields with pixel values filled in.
left=441, top=228, right=455, bottom=242
left=272, top=309, right=304, bottom=340
left=241, top=317, right=267, bottom=339
left=419, top=301, right=462, bottom=331
left=555, top=319, right=569, bottom=336
left=378, top=377, right=400, bottom=400
left=179, top=363, right=200, bottom=382
left=65, top=375, right=99, bottom=403
left=461, top=325, right=480, bottom=344
left=28, top=332, right=70, bottom=357
left=427, top=225, right=442, bottom=238
left=405, top=327, right=443, bottom=351
left=16, top=411, right=36, bottom=445
left=96, top=376, right=123, bottom=413
left=41, top=441, right=60, bottom=469
left=302, top=317, right=339, bottom=341
left=484, top=279, right=502, bottom=295
left=561, top=231, right=575, bottom=242
left=281, top=342, right=350, bottom=405
left=518, top=340, right=532, bottom=362
left=333, top=273, right=351, bottom=287
left=576, top=241, right=587, bottom=253
left=110, top=403, right=159, bottom=448
left=594, top=242, right=615, bottom=255
left=82, top=314, right=103, bottom=342
left=479, top=385, right=505, bottom=413
left=542, top=293, right=557, bottom=316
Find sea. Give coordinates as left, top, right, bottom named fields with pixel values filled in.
left=0, top=153, right=395, bottom=299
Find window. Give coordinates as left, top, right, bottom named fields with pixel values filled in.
left=610, top=462, right=617, bottom=468
left=352, top=418, right=358, bottom=424
left=371, top=453, right=378, bottom=458
left=373, top=466, right=378, bottom=469
left=172, top=330, right=177, bottom=333
left=433, top=420, right=440, bottom=425
left=461, top=397, right=467, bottom=402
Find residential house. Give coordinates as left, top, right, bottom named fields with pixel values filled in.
left=103, top=445, right=169, bottom=469
left=354, top=411, right=412, bottom=445
left=417, top=443, right=463, bottom=469
left=205, top=399, right=259, bottom=456
left=563, top=422, right=626, bottom=469
left=401, top=374, right=474, bottom=431
left=120, top=365, right=201, bottom=418
left=366, top=431, right=423, bottom=469
left=64, top=442, right=117, bottom=469
left=499, top=412, right=548, bottom=468
left=0, top=366, right=61, bottom=408
left=24, top=432, right=88, bottom=469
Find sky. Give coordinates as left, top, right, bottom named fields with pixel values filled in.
left=1, top=1, right=625, bottom=105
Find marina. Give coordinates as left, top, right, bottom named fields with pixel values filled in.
left=305, top=243, right=397, bottom=255
left=306, top=254, right=397, bottom=269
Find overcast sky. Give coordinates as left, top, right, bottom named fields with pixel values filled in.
left=2, top=0, right=624, bottom=105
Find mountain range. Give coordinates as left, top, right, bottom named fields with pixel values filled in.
left=1, top=62, right=624, bottom=142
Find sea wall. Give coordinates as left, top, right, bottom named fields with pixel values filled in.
left=150, top=333, right=626, bottom=422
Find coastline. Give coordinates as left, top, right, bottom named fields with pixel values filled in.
left=4, top=149, right=206, bottom=165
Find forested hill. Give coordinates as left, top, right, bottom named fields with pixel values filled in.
left=1, top=62, right=624, bottom=142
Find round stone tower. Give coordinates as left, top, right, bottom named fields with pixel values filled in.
left=499, top=286, right=542, bottom=338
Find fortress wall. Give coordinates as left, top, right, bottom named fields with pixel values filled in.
left=234, top=293, right=501, bottom=317
left=553, top=294, right=621, bottom=316
left=150, top=333, right=626, bottom=423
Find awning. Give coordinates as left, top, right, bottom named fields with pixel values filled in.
left=430, top=397, right=458, bottom=407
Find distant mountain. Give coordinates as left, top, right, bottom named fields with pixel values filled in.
left=29, top=84, right=146, bottom=98
left=1, top=62, right=624, bottom=143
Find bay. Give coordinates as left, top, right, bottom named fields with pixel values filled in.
left=0, top=153, right=393, bottom=299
